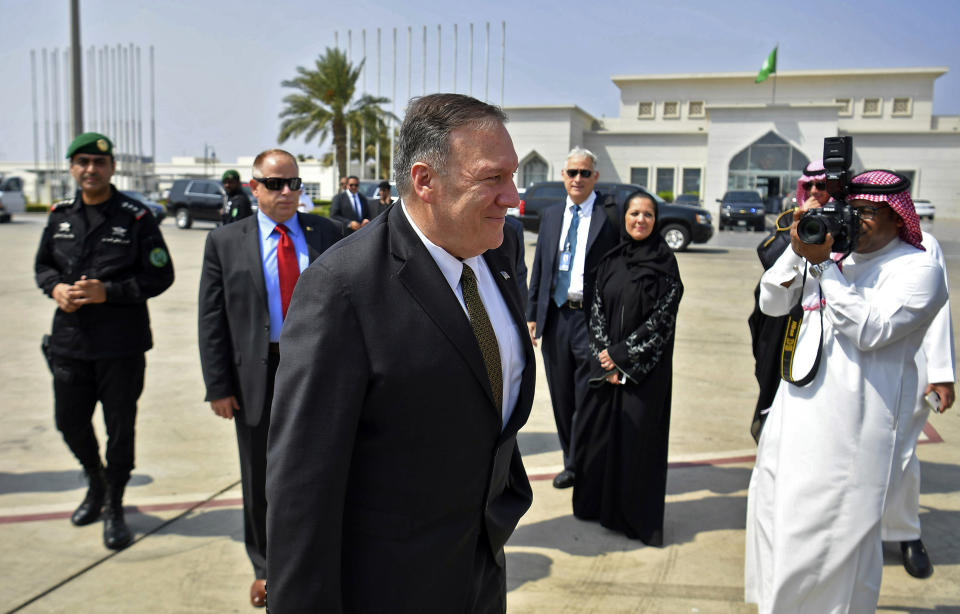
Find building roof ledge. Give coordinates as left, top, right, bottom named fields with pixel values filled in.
left=611, top=66, right=948, bottom=84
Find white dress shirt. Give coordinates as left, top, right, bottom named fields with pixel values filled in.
left=401, top=202, right=525, bottom=428
left=555, top=190, right=596, bottom=301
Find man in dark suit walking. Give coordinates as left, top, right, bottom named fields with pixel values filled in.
left=526, top=147, right=619, bottom=489
left=266, top=93, right=535, bottom=613
left=329, top=174, right=371, bottom=233
left=197, top=149, right=342, bottom=607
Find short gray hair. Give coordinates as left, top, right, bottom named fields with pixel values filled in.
left=565, top=146, right=597, bottom=167
left=394, top=93, right=508, bottom=197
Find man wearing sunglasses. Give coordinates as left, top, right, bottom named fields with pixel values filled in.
left=198, top=148, right=343, bottom=607
left=746, top=170, right=947, bottom=613
left=330, top=174, right=371, bottom=233
left=526, top=147, right=619, bottom=490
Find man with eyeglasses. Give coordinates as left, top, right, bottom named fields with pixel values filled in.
left=198, top=148, right=342, bottom=607
left=745, top=170, right=947, bottom=613
left=330, top=174, right=371, bottom=234
left=748, top=159, right=831, bottom=442
left=222, top=169, right=253, bottom=224
left=35, top=132, right=175, bottom=550
left=527, top=147, right=619, bottom=489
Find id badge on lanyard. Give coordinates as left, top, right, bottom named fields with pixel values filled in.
left=558, top=243, right=572, bottom=272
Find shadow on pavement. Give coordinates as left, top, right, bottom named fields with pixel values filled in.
left=666, top=464, right=752, bottom=496
left=0, top=471, right=153, bottom=495
left=919, top=460, right=960, bottom=495
left=518, top=431, right=562, bottom=456
left=132, top=507, right=245, bottom=541
left=506, top=551, right=553, bottom=592
left=684, top=247, right=730, bottom=255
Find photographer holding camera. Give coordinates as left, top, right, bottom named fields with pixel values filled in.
left=744, top=162, right=947, bottom=613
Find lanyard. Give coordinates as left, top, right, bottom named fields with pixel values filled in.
left=780, top=263, right=823, bottom=386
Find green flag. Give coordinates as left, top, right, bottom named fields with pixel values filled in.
left=755, top=46, right=777, bottom=83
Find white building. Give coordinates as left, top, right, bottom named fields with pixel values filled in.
left=504, top=67, right=960, bottom=218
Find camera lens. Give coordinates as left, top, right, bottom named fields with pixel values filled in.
left=797, top=215, right=827, bottom=245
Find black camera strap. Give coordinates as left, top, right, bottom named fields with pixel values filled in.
left=780, top=264, right=823, bottom=386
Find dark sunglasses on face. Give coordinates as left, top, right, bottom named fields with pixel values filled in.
left=565, top=169, right=593, bottom=178
left=253, top=177, right=303, bottom=191
left=347, top=183, right=359, bottom=188
left=802, top=181, right=826, bottom=191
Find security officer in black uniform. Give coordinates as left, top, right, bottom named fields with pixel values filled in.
left=34, top=132, right=174, bottom=550
left=221, top=168, right=253, bottom=224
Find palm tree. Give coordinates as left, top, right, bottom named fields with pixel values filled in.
left=278, top=47, right=393, bottom=179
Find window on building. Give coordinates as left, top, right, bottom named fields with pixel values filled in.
left=656, top=167, right=675, bottom=199
left=630, top=167, right=649, bottom=187
left=520, top=155, right=548, bottom=187
left=303, top=183, right=320, bottom=198
left=637, top=101, right=654, bottom=119
left=863, top=98, right=882, bottom=117
left=681, top=168, right=701, bottom=196
left=688, top=101, right=705, bottom=118
left=663, top=101, right=680, bottom=119
left=835, top=98, right=852, bottom=116
left=892, top=97, right=912, bottom=116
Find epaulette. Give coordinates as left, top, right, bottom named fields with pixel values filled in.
left=119, top=196, right=149, bottom=220
left=50, top=198, right=73, bottom=211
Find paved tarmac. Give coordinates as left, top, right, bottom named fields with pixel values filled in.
left=1, top=212, right=959, bottom=613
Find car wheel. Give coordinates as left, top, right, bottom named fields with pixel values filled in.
left=175, top=208, right=192, bottom=229
left=661, top=224, right=690, bottom=252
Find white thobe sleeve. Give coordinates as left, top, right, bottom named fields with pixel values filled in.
left=921, top=238, right=956, bottom=383
left=759, top=247, right=805, bottom=317
left=819, top=258, right=947, bottom=352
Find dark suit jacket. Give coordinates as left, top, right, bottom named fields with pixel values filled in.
left=330, top=190, right=372, bottom=229
left=197, top=212, right=342, bottom=427
left=505, top=215, right=528, bottom=311
left=526, top=191, right=620, bottom=336
left=266, top=204, right=536, bottom=613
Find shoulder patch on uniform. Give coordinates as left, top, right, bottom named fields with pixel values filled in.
left=149, top=247, right=169, bottom=268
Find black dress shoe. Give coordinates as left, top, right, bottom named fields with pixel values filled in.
left=901, top=539, right=933, bottom=579
left=71, top=467, right=106, bottom=526
left=552, top=469, right=575, bottom=489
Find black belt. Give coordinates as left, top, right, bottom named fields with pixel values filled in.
left=268, top=343, right=280, bottom=355
left=561, top=299, right=584, bottom=310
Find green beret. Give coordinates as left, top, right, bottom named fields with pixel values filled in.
left=222, top=169, right=240, bottom=182
left=65, top=132, right=113, bottom=159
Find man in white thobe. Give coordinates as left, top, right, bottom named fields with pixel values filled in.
left=881, top=230, right=955, bottom=578
left=745, top=170, right=947, bottom=614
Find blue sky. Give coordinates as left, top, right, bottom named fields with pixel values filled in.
left=2, top=0, right=958, bottom=163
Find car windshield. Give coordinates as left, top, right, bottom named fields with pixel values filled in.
left=725, top=191, right=762, bottom=203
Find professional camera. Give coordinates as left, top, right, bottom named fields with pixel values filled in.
left=797, top=136, right=860, bottom=254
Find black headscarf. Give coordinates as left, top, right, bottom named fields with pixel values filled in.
left=600, top=190, right=681, bottom=320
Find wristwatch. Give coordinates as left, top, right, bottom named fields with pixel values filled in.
left=809, top=259, right=835, bottom=279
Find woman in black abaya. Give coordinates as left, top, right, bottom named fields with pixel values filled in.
left=573, top=190, right=683, bottom=546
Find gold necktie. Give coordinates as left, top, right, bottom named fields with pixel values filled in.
left=461, top=263, right=502, bottom=411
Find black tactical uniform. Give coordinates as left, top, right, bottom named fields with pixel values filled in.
left=223, top=188, right=253, bottom=224
left=35, top=185, right=174, bottom=545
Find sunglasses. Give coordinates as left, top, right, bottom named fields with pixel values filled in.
left=347, top=183, right=359, bottom=187
left=565, top=169, right=593, bottom=178
left=253, top=177, right=302, bottom=191
left=802, top=181, right=826, bottom=191
left=853, top=204, right=887, bottom=220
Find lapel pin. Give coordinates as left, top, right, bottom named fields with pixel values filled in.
left=305, top=226, right=313, bottom=231
left=500, top=271, right=511, bottom=280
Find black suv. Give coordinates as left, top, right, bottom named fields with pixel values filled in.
left=166, top=179, right=228, bottom=229
left=717, top=190, right=766, bottom=231
left=516, top=181, right=713, bottom=251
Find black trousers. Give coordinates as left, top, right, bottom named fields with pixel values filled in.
left=463, top=538, right=507, bottom=614
left=50, top=353, right=145, bottom=486
left=235, top=351, right=278, bottom=580
left=540, top=302, right=592, bottom=472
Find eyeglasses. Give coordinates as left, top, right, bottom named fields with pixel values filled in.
left=854, top=204, right=887, bottom=220
left=347, top=183, right=359, bottom=188
left=802, top=181, right=826, bottom=191
left=565, top=169, right=593, bottom=178
left=253, top=177, right=302, bottom=191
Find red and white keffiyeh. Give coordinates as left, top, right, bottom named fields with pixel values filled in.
left=848, top=170, right=923, bottom=250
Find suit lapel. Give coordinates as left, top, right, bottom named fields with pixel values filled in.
left=297, top=212, right=323, bottom=260
left=389, top=207, right=500, bottom=414
left=542, top=204, right=564, bottom=281
left=241, top=216, right=269, bottom=309
left=585, top=192, right=608, bottom=255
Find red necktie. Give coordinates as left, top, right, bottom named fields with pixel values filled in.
left=275, top=223, right=299, bottom=319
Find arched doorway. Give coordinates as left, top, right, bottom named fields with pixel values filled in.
left=728, top=132, right=810, bottom=212
left=520, top=154, right=548, bottom=189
